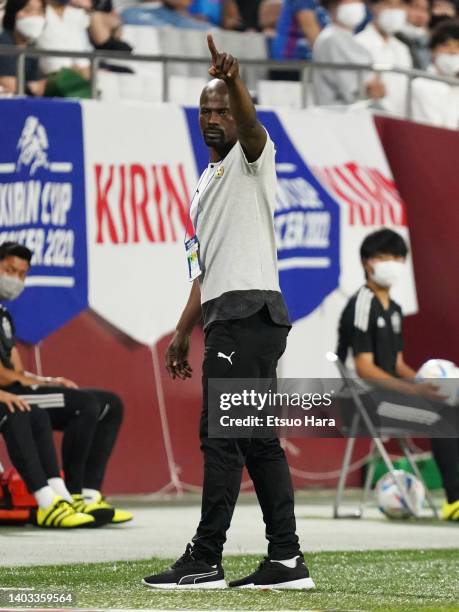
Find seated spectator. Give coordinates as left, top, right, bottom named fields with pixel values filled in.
left=429, top=0, right=457, bottom=29
left=397, top=0, right=431, bottom=68
left=313, top=0, right=386, bottom=105
left=36, top=0, right=92, bottom=78
left=0, top=397, right=96, bottom=528
left=270, top=0, right=330, bottom=64
left=0, top=242, right=133, bottom=525
left=412, top=19, right=459, bottom=128
left=355, top=0, right=413, bottom=116
left=0, top=0, right=47, bottom=95
left=121, top=0, right=209, bottom=29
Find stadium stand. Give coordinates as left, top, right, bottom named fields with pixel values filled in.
left=0, top=0, right=458, bottom=124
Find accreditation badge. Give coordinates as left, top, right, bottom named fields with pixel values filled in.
left=185, top=235, right=202, bottom=281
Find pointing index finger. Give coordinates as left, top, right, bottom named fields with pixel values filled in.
left=207, top=34, right=219, bottom=61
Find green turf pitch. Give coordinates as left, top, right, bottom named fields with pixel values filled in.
left=0, top=549, right=458, bottom=611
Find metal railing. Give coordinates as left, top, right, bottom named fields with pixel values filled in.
left=0, top=45, right=458, bottom=120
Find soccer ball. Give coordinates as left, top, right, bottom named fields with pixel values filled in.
left=375, top=470, right=425, bottom=518
left=416, top=359, right=459, bottom=406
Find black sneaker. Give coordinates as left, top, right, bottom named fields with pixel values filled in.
left=142, top=544, right=227, bottom=590
left=229, top=555, right=315, bottom=590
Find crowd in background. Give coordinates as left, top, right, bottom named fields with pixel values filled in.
left=0, top=0, right=458, bottom=127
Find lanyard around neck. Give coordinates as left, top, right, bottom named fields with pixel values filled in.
left=184, top=159, right=224, bottom=243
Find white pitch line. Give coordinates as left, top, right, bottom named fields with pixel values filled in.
left=0, top=588, right=34, bottom=591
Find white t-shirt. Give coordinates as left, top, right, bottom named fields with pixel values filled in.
left=355, top=23, right=413, bottom=117
left=37, top=5, right=92, bottom=74
left=191, top=135, right=281, bottom=305
left=412, top=66, right=459, bottom=129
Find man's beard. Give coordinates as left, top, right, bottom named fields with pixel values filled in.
left=203, top=127, right=225, bottom=147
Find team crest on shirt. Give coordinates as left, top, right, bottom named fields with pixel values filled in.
left=391, top=311, right=402, bottom=333
left=2, top=316, right=12, bottom=340
left=215, top=166, right=224, bottom=178
left=377, top=316, right=386, bottom=328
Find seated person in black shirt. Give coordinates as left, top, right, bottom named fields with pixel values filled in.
left=0, top=0, right=47, bottom=95
left=0, top=242, right=132, bottom=525
left=337, top=228, right=459, bottom=521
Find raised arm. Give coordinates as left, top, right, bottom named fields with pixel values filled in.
left=207, top=34, right=267, bottom=163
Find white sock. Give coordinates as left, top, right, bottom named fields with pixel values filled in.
left=82, top=488, right=100, bottom=502
left=48, top=478, right=73, bottom=503
left=34, top=486, right=56, bottom=509
left=271, top=555, right=300, bottom=569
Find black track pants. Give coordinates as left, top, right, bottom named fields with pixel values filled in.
left=192, top=306, right=300, bottom=564
left=7, top=385, right=124, bottom=493
left=0, top=405, right=60, bottom=493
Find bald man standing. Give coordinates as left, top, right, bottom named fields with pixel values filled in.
left=142, top=35, right=314, bottom=591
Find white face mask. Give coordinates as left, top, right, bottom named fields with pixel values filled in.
left=377, top=8, right=406, bottom=34
left=370, top=260, right=405, bottom=288
left=0, top=275, right=25, bottom=300
left=336, top=2, right=367, bottom=29
left=435, top=53, right=459, bottom=77
left=15, top=16, right=46, bottom=42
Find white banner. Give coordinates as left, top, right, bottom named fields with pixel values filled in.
left=83, top=101, right=198, bottom=345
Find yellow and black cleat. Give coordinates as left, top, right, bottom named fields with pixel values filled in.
left=72, top=494, right=114, bottom=527
left=442, top=499, right=459, bottom=521
left=36, top=496, right=95, bottom=528
left=111, top=507, right=134, bottom=524
left=78, top=491, right=133, bottom=524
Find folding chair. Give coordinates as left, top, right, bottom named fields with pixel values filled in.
left=328, top=353, right=439, bottom=519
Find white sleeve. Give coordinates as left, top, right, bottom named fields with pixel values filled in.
left=238, top=131, right=276, bottom=176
